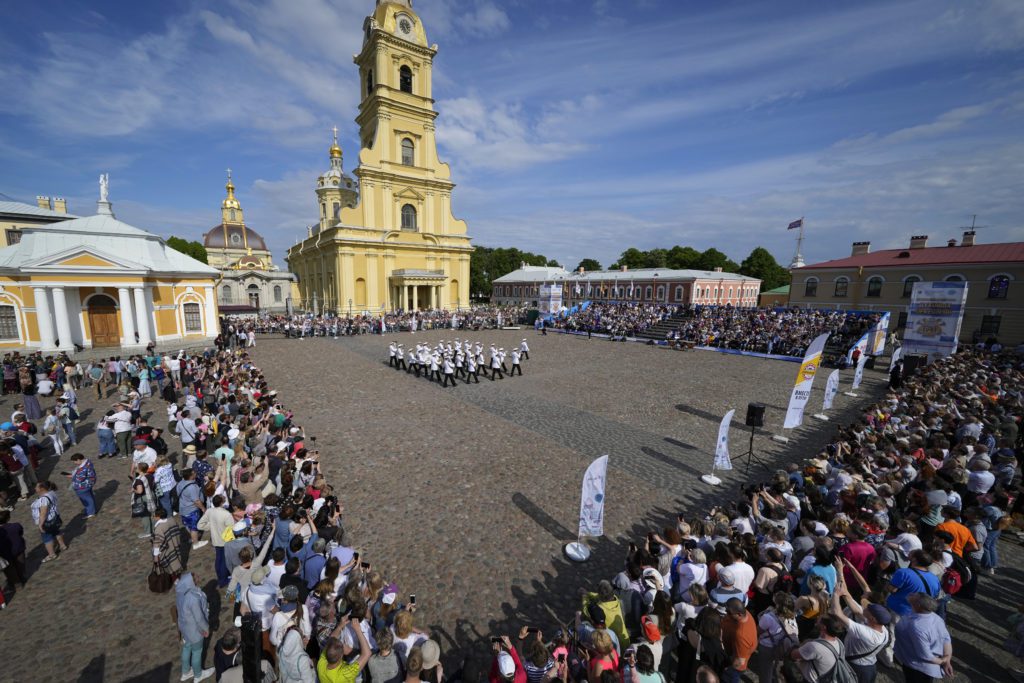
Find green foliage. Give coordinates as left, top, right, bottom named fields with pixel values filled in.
left=695, top=248, right=739, bottom=272
left=470, top=246, right=555, bottom=299
left=610, top=245, right=740, bottom=273
left=166, top=236, right=209, bottom=264
left=575, top=258, right=602, bottom=271
left=739, top=247, right=791, bottom=290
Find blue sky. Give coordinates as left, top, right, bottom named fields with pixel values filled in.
left=1, top=0, right=1022, bottom=270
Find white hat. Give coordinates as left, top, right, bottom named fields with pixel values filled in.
left=382, top=592, right=397, bottom=605
left=276, top=441, right=289, bottom=452
left=289, top=427, right=300, bottom=434
left=497, top=652, right=515, bottom=678
left=227, top=428, right=240, bottom=440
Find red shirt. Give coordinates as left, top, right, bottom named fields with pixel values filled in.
left=839, top=540, right=877, bottom=586
left=489, top=645, right=527, bottom=683
left=723, top=612, right=757, bottom=671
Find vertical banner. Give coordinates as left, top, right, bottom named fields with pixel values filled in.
left=889, top=346, right=903, bottom=372
left=871, top=312, right=890, bottom=355
left=903, top=281, right=969, bottom=362
left=846, top=333, right=870, bottom=364
left=784, top=332, right=830, bottom=429
left=578, top=455, right=609, bottom=538
left=714, top=409, right=735, bottom=471
left=538, top=284, right=563, bottom=314
left=852, top=353, right=867, bottom=390
left=822, top=369, right=840, bottom=411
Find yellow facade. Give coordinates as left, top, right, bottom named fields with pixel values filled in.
left=0, top=194, right=220, bottom=352
left=286, top=0, right=472, bottom=314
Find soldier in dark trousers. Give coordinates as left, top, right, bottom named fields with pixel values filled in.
left=442, top=356, right=457, bottom=387
left=465, top=354, right=480, bottom=383
left=510, top=349, right=523, bottom=376
left=519, top=339, right=530, bottom=360
left=396, top=344, right=407, bottom=371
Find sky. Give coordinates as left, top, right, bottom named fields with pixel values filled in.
left=1, top=0, right=1023, bottom=271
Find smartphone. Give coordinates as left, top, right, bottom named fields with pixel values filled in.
left=409, top=594, right=416, bottom=605
left=59, top=471, right=71, bottom=476
left=526, top=627, right=539, bottom=634
left=360, top=561, right=370, bottom=569
left=558, top=654, right=566, bottom=663
left=353, top=552, right=360, bottom=563
left=491, top=637, right=502, bottom=644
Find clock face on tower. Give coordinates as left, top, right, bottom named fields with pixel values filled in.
left=397, top=16, right=412, bottom=36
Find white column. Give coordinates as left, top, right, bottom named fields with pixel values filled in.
left=132, top=287, right=152, bottom=345
left=32, top=287, right=57, bottom=350
left=429, top=285, right=436, bottom=310
left=412, top=285, right=419, bottom=311
left=51, top=286, right=74, bottom=351
left=117, top=287, right=135, bottom=345
left=204, top=286, right=218, bottom=336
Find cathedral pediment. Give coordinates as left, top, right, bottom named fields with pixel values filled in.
left=25, top=246, right=141, bottom=272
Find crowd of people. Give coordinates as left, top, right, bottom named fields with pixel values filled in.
left=387, top=338, right=529, bottom=385
left=241, top=306, right=530, bottom=339
left=2, top=321, right=1022, bottom=683
left=552, top=304, right=676, bottom=339
left=663, top=307, right=881, bottom=358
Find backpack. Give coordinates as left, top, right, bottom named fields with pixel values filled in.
left=764, top=563, right=796, bottom=595
left=941, top=552, right=971, bottom=596
left=151, top=436, right=169, bottom=455
left=816, top=639, right=857, bottom=683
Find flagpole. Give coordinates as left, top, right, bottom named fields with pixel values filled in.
left=790, top=216, right=806, bottom=269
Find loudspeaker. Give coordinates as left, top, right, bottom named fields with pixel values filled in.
left=745, top=402, right=766, bottom=428
left=902, top=353, right=928, bottom=378
left=240, top=613, right=262, bottom=683
left=865, top=356, right=876, bottom=370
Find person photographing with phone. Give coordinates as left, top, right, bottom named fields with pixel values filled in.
left=490, top=634, right=526, bottom=683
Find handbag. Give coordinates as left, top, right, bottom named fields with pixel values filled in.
left=41, top=494, right=62, bottom=534
left=148, top=562, right=173, bottom=593
left=131, top=493, right=150, bottom=518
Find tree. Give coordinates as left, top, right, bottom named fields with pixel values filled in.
left=695, top=248, right=738, bottom=272
left=610, top=247, right=647, bottom=270
left=470, top=245, right=556, bottom=300
left=666, top=245, right=700, bottom=270
left=166, top=236, right=209, bottom=264
left=546, top=259, right=561, bottom=268
left=643, top=248, right=668, bottom=268
left=739, top=246, right=791, bottom=290
left=575, top=258, right=602, bottom=272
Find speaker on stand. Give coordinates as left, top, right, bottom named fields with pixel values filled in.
left=240, top=613, right=262, bottom=683
left=737, top=402, right=771, bottom=475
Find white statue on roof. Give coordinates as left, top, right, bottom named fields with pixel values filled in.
left=99, top=173, right=109, bottom=202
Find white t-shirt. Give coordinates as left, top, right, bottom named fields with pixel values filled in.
left=111, top=410, right=134, bottom=433
left=729, top=562, right=756, bottom=595
left=244, top=586, right=278, bottom=630
left=675, top=563, right=708, bottom=600
left=266, top=562, right=287, bottom=590
left=843, top=620, right=888, bottom=666
left=37, top=379, right=54, bottom=395
left=270, top=608, right=311, bottom=648
left=391, top=630, right=426, bottom=666
left=340, top=619, right=377, bottom=653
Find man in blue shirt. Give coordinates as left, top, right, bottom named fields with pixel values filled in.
left=302, top=538, right=328, bottom=589
left=886, top=550, right=940, bottom=617
left=176, top=469, right=208, bottom=549
left=894, top=593, right=952, bottom=682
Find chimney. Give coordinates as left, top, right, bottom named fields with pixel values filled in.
left=36, top=195, right=51, bottom=210
left=961, top=230, right=976, bottom=247
left=851, top=241, right=871, bottom=256
left=713, top=266, right=723, bottom=272
left=52, top=197, right=67, bottom=213
left=578, top=266, right=584, bottom=274
left=947, top=239, right=957, bottom=247
left=620, top=265, right=628, bottom=272
left=909, top=235, right=928, bottom=249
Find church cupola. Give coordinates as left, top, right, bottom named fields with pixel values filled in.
left=221, top=169, right=244, bottom=224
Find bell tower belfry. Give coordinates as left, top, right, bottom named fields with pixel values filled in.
left=288, top=0, right=473, bottom=314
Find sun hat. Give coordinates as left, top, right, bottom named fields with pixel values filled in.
left=420, top=640, right=441, bottom=669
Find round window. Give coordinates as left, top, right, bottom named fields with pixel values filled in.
left=230, top=233, right=242, bottom=245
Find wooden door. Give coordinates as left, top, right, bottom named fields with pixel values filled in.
left=89, top=307, right=120, bottom=347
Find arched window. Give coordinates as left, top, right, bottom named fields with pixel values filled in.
left=399, top=66, right=413, bottom=94
left=273, top=286, right=282, bottom=303
left=675, top=285, right=683, bottom=301
left=988, top=275, right=1010, bottom=299
left=902, top=275, right=921, bottom=298
left=401, top=204, right=417, bottom=230
left=401, top=138, right=414, bottom=166
left=332, top=202, right=340, bottom=219
left=221, top=285, right=232, bottom=303
left=833, top=278, right=848, bottom=297
left=944, top=274, right=964, bottom=282
left=804, top=278, right=819, bottom=297
left=656, top=285, right=665, bottom=300
left=866, top=276, right=884, bottom=297
left=0, top=304, right=18, bottom=341
left=645, top=286, right=653, bottom=299
left=183, top=303, right=202, bottom=332
left=229, top=209, right=236, bottom=222
left=366, top=70, right=374, bottom=96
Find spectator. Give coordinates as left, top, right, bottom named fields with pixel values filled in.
left=893, top=593, right=953, bottom=683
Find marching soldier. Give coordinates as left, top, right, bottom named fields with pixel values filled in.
left=465, top=353, right=480, bottom=383
left=429, top=351, right=442, bottom=383
left=442, top=355, right=457, bottom=387
left=388, top=341, right=398, bottom=367
left=477, top=348, right=489, bottom=378
left=519, top=338, right=530, bottom=360
left=510, top=348, right=523, bottom=376
left=455, top=350, right=466, bottom=378
left=490, top=349, right=504, bottom=380
left=499, top=348, right=509, bottom=373
left=396, top=344, right=407, bottom=371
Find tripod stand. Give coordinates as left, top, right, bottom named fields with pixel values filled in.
left=734, top=423, right=771, bottom=475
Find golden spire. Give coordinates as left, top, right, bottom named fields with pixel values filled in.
left=329, top=125, right=342, bottom=159
left=222, top=167, right=241, bottom=212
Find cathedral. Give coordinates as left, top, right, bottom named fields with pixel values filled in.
left=203, top=171, right=297, bottom=315
left=286, top=0, right=473, bottom=314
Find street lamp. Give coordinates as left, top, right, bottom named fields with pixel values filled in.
left=348, top=298, right=353, bottom=317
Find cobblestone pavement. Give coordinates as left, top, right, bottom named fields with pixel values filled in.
left=1, top=331, right=1021, bottom=682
